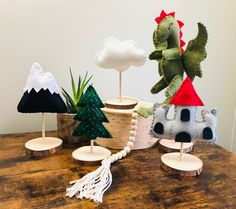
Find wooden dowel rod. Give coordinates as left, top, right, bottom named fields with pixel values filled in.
left=119, top=71, right=122, bottom=102
left=42, top=113, right=45, bottom=139
left=179, top=142, right=183, bottom=161
left=90, top=140, right=94, bottom=153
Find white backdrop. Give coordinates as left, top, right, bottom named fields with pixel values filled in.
left=0, top=0, right=236, bottom=151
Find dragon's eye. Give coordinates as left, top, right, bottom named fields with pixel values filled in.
left=168, top=23, right=173, bottom=30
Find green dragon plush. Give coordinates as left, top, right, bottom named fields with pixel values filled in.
left=149, top=10, right=208, bottom=103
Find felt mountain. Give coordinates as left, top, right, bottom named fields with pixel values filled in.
left=151, top=77, right=217, bottom=143
left=17, top=63, right=66, bottom=157
left=17, top=63, right=67, bottom=113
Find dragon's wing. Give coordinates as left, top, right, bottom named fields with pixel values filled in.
left=182, top=23, right=208, bottom=80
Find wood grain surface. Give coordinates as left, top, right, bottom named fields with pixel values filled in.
left=0, top=131, right=236, bottom=209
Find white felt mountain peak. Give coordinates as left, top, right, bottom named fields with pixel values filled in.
left=23, top=63, right=60, bottom=94
left=95, top=37, right=146, bottom=71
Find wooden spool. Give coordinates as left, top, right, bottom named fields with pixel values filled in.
left=161, top=152, right=203, bottom=176
left=72, top=140, right=111, bottom=164
left=96, top=101, right=159, bottom=150
left=159, top=139, right=194, bottom=153
left=25, top=137, right=62, bottom=157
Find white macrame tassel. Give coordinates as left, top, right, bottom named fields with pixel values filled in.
left=66, top=158, right=112, bottom=203
left=66, top=111, right=138, bottom=203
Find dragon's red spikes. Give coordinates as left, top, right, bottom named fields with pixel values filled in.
left=155, top=10, right=186, bottom=53
left=180, top=40, right=186, bottom=53
left=177, top=20, right=184, bottom=28
left=155, top=10, right=175, bottom=24
left=155, top=10, right=167, bottom=23
left=180, top=40, right=185, bottom=47
left=168, top=12, right=175, bottom=17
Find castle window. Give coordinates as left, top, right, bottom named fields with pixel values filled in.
left=181, top=109, right=190, bottom=122
left=175, top=132, right=191, bottom=143
left=154, top=122, right=164, bottom=134
left=203, top=127, right=213, bottom=139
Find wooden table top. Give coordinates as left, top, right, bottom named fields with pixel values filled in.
left=0, top=131, right=236, bottom=209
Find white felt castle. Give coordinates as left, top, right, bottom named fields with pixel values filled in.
left=151, top=77, right=217, bottom=143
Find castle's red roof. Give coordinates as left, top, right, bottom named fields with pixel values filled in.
left=169, top=77, right=204, bottom=106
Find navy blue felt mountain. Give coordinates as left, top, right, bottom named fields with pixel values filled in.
left=17, top=88, right=67, bottom=113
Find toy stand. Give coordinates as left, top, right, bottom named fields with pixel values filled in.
left=72, top=140, right=111, bottom=163
left=159, top=139, right=194, bottom=153
left=105, top=97, right=138, bottom=110
left=160, top=142, right=203, bottom=176
left=105, top=72, right=138, bottom=110
left=25, top=113, right=62, bottom=156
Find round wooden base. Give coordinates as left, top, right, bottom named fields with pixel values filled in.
left=161, top=152, right=203, bottom=176
left=25, top=137, right=62, bottom=156
left=159, top=139, right=194, bottom=153
left=72, top=146, right=111, bottom=163
left=105, top=97, right=138, bottom=109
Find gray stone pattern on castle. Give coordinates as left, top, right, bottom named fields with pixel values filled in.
left=150, top=103, right=217, bottom=143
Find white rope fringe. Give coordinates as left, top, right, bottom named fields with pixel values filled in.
left=66, top=159, right=112, bottom=203
left=66, top=111, right=139, bottom=203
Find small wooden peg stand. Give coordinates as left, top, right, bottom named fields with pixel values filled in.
left=161, top=142, right=203, bottom=176
left=104, top=71, right=138, bottom=110
left=25, top=113, right=62, bottom=157
left=158, top=138, right=194, bottom=153
left=72, top=139, right=111, bottom=164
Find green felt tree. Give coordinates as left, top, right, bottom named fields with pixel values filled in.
left=72, top=85, right=112, bottom=140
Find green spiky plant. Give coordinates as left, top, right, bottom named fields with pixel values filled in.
left=62, top=68, right=92, bottom=113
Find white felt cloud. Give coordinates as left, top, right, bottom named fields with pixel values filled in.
left=95, top=37, right=146, bottom=71
left=24, top=63, right=60, bottom=94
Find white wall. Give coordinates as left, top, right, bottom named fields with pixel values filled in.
left=0, top=0, right=236, bottom=151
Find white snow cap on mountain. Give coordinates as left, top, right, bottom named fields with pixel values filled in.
left=95, top=37, right=146, bottom=71
left=24, top=63, right=60, bottom=94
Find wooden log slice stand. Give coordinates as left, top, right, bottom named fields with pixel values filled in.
left=25, top=137, right=62, bottom=156
left=159, top=139, right=194, bottom=153
left=72, top=140, right=111, bottom=164
left=160, top=142, right=203, bottom=176
left=105, top=97, right=138, bottom=110
left=25, top=113, right=62, bottom=157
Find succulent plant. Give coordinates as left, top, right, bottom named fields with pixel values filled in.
left=62, top=68, right=92, bottom=113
